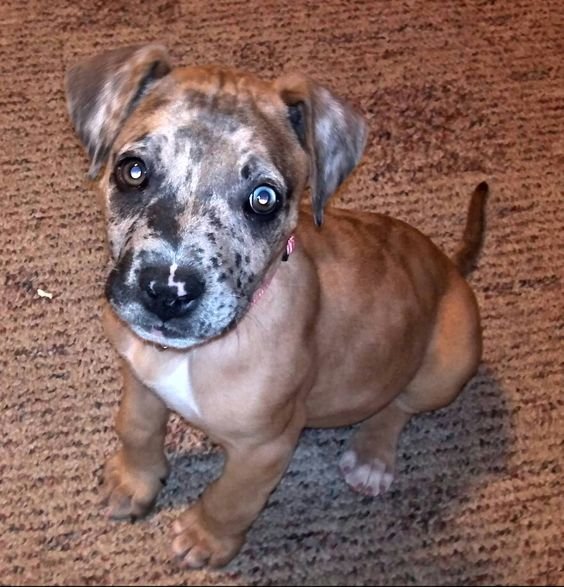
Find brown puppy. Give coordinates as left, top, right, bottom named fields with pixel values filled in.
left=65, top=44, right=487, bottom=568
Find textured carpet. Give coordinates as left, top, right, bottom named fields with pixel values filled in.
left=1, top=0, right=563, bottom=585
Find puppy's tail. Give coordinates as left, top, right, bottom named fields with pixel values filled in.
left=453, top=181, right=489, bottom=276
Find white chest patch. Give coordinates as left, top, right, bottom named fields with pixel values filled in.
left=122, top=337, right=201, bottom=422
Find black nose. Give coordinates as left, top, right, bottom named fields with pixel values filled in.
left=138, top=265, right=205, bottom=322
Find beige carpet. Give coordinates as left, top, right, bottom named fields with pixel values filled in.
left=1, top=0, right=563, bottom=584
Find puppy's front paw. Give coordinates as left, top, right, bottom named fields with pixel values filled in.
left=101, top=451, right=168, bottom=520
left=172, top=503, right=245, bottom=569
left=339, top=450, right=395, bottom=497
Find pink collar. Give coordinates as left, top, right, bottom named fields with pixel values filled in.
left=251, top=234, right=296, bottom=305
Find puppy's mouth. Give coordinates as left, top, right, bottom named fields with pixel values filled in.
left=142, top=324, right=189, bottom=348
left=125, top=313, right=241, bottom=350
left=118, top=313, right=206, bottom=349
left=105, top=273, right=247, bottom=350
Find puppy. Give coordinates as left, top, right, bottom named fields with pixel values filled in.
left=65, top=44, right=487, bottom=568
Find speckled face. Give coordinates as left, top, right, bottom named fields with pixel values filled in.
left=101, top=69, right=309, bottom=348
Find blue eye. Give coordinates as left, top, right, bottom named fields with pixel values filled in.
left=129, top=162, right=143, bottom=180
left=115, top=157, right=148, bottom=190
left=249, top=185, right=279, bottom=215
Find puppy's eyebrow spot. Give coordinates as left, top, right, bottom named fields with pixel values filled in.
left=241, top=164, right=251, bottom=179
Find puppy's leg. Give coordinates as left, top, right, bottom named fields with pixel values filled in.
left=397, top=273, right=482, bottom=415
left=102, top=363, right=170, bottom=519
left=172, top=407, right=305, bottom=568
left=341, top=272, right=482, bottom=497
left=340, top=401, right=411, bottom=496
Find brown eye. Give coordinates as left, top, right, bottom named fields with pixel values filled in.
left=115, top=157, right=148, bottom=190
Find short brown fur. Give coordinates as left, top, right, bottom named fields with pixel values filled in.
left=66, top=45, right=487, bottom=569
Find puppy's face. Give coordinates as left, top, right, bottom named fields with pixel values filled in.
left=66, top=46, right=367, bottom=349
left=101, top=70, right=308, bottom=347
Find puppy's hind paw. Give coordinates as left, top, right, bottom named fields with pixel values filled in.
left=339, top=450, right=394, bottom=497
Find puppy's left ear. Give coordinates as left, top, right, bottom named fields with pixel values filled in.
left=275, top=74, right=368, bottom=225
left=65, top=44, right=172, bottom=178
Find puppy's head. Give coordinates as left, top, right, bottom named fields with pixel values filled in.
left=65, top=44, right=367, bottom=348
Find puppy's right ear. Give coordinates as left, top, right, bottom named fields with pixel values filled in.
left=275, top=73, right=368, bottom=226
left=65, top=44, right=171, bottom=178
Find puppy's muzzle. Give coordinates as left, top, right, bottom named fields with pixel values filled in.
left=138, top=264, right=205, bottom=322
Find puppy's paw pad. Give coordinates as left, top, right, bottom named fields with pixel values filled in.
left=339, top=451, right=394, bottom=497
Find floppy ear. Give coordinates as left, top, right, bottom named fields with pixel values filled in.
left=275, top=74, right=368, bottom=225
left=65, top=44, right=172, bottom=178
